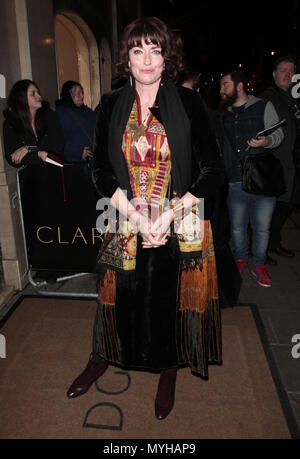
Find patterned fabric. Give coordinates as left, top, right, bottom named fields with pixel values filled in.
left=123, top=95, right=171, bottom=223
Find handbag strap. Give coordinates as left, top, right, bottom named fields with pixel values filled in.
left=67, top=109, right=93, bottom=145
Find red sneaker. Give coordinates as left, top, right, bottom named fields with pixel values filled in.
left=236, top=258, right=247, bottom=275
left=251, top=264, right=271, bottom=287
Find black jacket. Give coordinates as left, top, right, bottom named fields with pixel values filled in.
left=3, top=107, right=64, bottom=168
left=260, top=84, right=298, bottom=202
left=92, top=83, right=222, bottom=220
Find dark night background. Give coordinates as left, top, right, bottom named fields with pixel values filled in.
left=142, top=0, right=300, bottom=104
left=144, top=0, right=300, bottom=68
left=54, top=0, right=300, bottom=106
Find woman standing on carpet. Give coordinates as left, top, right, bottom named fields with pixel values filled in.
left=67, top=17, right=222, bottom=420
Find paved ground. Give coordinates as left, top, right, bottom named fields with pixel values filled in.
left=238, top=210, right=300, bottom=438
left=1, top=210, right=300, bottom=438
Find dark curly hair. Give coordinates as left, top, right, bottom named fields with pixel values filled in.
left=115, top=17, right=184, bottom=83
left=4, top=79, right=47, bottom=136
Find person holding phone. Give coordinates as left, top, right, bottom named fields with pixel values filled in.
left=55, top=81, right=96, bottom=163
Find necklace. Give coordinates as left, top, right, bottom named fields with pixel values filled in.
left=142, top=110, right=150, bottom=125
left=130, top=110, right=151, bottom=142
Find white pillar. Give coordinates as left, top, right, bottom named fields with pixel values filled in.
left=14, top=0, right=32, bottom=79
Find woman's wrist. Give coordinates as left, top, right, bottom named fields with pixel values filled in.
left=38, top=151, right=48, bottom=161
left=170, top=201, right=184, bottom=220
left=127, top=209, right=141, bottom=227
left=168, top=206, right=175, bottom=222
left=171, top=194, right=199, bottom=220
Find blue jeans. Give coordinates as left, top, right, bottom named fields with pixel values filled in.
left=227, top=182, right=276, bottom=266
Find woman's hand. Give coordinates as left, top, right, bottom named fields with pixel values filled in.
left=110, top=188, right=169, bottom=249
left=141, top=232, right=168, bottom=248
left=129, top=211, right=168, bottom=249
left=150, top=208, right=174, bottom=237
left=38, top=151, right=48, bottom=162
left=141, top=208, right=174, bottom=249
left=10, top=146, right=28, bottom=164
left=139, top=215, right=169, bottom=249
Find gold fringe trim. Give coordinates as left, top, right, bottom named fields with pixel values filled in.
left=98, top=269, right=116, bottom=306
left=93, top=301, right=120, bottom=364
left=180, top=221, right=218, bottom=312
left=177, top=299, right=222, bottom=378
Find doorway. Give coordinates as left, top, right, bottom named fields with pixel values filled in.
left=54, top=11, right=101, bottom=109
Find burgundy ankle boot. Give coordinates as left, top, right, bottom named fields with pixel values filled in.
left=155, top=368, right=177, bottom=420
left=67, top=354, right=108, bottom=398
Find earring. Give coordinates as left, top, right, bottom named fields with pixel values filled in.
left=129, top=74, right=132, bottom=87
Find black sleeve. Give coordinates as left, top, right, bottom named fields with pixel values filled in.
left=294, top=131, right=300, bottom=175
left=92, top=96, right=120, bottom=198
left=187, top=95, right=223, bottom=199
left=2, top=121, right=41, bottom=168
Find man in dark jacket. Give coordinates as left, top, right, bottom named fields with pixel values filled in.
left=260, top=56, right=300, bottom=263
left=218, top=70, right=283, bottom=287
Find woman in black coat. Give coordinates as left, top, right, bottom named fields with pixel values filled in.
left=67, top=17, right=222, bottom=420
left=3, top=79, right=64, bottom=167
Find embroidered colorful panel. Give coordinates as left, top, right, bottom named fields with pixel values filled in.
left=122, top=94, right=171, bottom=224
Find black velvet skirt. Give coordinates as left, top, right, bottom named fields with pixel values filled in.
left=92, top=226, right=222, bottom=377
left=92, top=236, right=180, bottom=370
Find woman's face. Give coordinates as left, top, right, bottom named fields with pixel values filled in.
left=27, top=84, right=42, bottom=113
left=70, top=85, right=84, bottom=107
left=128, top=36, right=164, bottom=88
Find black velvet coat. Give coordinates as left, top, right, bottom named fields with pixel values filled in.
left=91, top=82, right=223, bottom=376
left=93, top=83, right=241, bottom=308
left=92, top=84, right=221, bottom=214
left=3, top=107, right=64, bottom=168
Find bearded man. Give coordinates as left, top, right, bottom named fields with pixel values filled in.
left=217, top=71, right=284, bottom=287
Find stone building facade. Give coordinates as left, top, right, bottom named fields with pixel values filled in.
left=0, top=0, right=140, bottom=300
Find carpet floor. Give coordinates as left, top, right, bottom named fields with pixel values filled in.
left=0, top=297, right=290, bottom=439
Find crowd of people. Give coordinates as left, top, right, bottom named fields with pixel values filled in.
left=3, top=78, right=96, bottom=167
left=2, top=16, right=300, bottom=420
left=214, top=58, right=300, bottom=286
